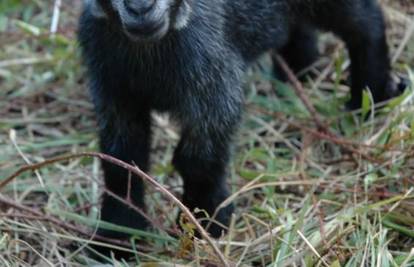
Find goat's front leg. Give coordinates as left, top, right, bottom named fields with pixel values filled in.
left=97, top=107, right=151, bottom=239
left=173, top=93, right=242, bottom=237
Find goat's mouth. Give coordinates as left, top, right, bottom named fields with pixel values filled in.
left=122, top=18, right=169, bottom=42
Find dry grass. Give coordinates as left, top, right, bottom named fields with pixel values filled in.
left=1, top=0, right=414, bottom=266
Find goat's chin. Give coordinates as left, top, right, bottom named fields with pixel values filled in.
left=123, top=19, right=170, bottom=43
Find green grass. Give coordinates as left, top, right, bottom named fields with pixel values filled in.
left=1, top=1, right=414, bottom=266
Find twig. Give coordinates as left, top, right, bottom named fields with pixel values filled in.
left=50, top=0, right=62, bottom=37
left=103, top=187, right=177, bottom=236
left=0, top=195, right=139, bottom=250
left=0, top=152, right=230, bottom=267
left=274, top=54, right=330, bottom=133
left=297, top=230, right=330, bottom=267
left=250, top=107, right=382, bottom=163
left=9, top=129, right=45, bottom=188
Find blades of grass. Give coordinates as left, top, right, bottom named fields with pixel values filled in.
left=362, top=90, right=372, bottom=119
left=273, top=213, right=295, bottom=267
left=382, top=219, right=414, bottom=238
left=50, top=209, right=177, bottom=243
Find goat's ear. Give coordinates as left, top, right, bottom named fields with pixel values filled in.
left=86, top=0, right=108, bottom=19
left=173, top=1, right=192, bottom=30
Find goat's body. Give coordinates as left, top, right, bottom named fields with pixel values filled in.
left=79, top=0, right=396, bottom=257
left=225, top=0, right=290, bottom=61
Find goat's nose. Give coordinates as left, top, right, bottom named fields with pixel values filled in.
left=124, top=0, right=155, bottom=15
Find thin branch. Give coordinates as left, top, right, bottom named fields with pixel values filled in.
left=102, top=187, right=177, bottom=236
left=250, top=107, right=382, bottom=163
left=274, top=54, right=331, bottom=134
left=0, top=152, right=230, bottom=267
left=0, top=194, right=140, bottom=250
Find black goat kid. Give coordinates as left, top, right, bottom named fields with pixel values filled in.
left=78, top=0, right=399, bottom=254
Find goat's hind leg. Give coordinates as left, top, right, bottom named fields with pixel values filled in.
left=273, top=24, right=319, bottom=81
left=306, top=0, right=400, bottom=110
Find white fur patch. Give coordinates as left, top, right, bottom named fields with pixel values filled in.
left=174, top=1, right=191, bottom=30
left=86, top=0, right=108, bottom=18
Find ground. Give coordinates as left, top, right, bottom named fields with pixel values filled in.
left=0, top=0, right=414, bottom=266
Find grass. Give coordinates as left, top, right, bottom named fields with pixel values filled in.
left=1, top=0, right=414, bottom=266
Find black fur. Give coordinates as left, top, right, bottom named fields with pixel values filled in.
left=78, top=0, right=398, bottom=256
